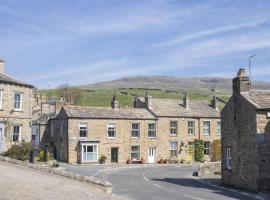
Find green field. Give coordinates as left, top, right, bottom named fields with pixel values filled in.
left=41, top=87, right=230, bottom=108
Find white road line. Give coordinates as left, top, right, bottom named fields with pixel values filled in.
left=184, top=194, right=206, bottom=200
left=142, top=172, right=149, bottom=181
left=153, top=184, right=162, bottom=188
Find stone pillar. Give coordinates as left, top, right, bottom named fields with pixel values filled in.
left=145, top=92, right=152, bottom=109
left=111, top=95, right=119, bottom=110
left=183, top=92, right=189, bottom=109
left=232, top=68, right=251, bottom=95
left=0, top=59, right=4, bottom=74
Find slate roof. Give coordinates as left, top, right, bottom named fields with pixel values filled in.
left=63, top=105, right=156, bottom=120
left=241, top=90, right=270, bottom=109
left=0, top=73, right=34, bottom=88
left=138, top=98, right=220, bottom=118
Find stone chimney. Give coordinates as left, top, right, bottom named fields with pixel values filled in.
left=183, top=92, right=189, bottom=109
left=232, top=68, right=251, bottom=95
left=111, top=95, right=119, bottom=110
left=0, top=59, right=5, bottom=74
left=145, top=91, right=152, bottom=109
left=211, top=95, right=218, bottom=110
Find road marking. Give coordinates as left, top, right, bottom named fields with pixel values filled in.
left=184, top=194, right=205, bottom=200
left=153, top=184, right=162, bottom=188
left=142, top=172, right=149, bottom=181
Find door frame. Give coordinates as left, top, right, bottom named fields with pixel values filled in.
left=148, top=147, right=156, bottom=163
left=187, top=142, right=194, bottom=161
left=111, top=147, right=118, bottom=163
left=0, top=123, right=5, bottom=153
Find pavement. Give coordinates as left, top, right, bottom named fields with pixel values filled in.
left=0, top=161, right=118, bottom=200
left=61, top=163, right=267, bottom=200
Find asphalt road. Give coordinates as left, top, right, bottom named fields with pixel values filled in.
left=62, top=164, right=264, bottom=200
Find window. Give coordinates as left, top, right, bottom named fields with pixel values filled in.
left=13, top=125, right=21, bottom=142
left=131, top=123, right=140, bottom=138
left=227, top=148, right=232, bottom=170
left=170, top=141, right=178, bottom=158
left=82, top=144, right=98, bottom=162
left=217, top=121, right=221, bottom=135
left=14, top=92, right=22, bottom=110
left=204, top=141, right=210, bottom=155
left=203, top=121, right=210, bottom=135
left=0, top=90, right=3, bottom=109
left=79, top=123, right=87, bottom=137
left=188, top=121, right=195, bottom=135
left=107, top=124, right=116, bottom=138
left=50, top=123, right=54, bottom=137
left=170, top=121, right=178, bottom=135
left=148, top=123, right=156, bottom=138
left=131, top=146, right=140, bottom=160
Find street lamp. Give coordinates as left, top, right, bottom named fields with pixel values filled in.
left=248, top=54, right=256, bottom=86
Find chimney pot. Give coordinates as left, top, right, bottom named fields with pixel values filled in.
left=0, top=59, right=5, bottom=74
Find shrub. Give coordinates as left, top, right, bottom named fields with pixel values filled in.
left=39, top=150, right=51, bottom=162
left=4, top=142, right=31, bottom=161
left=194, top=139, right=204, bottom=162
left=212, top=139, right=221, bottom=161
left=99, top=155, right=107, bottom=164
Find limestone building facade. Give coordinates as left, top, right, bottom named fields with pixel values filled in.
left=0, top=60, right=34, bottom=153
left=47, top=93, right=220, bottom=164
left=221, top=69, right=270, bottom=192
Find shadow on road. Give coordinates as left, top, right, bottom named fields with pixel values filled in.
left=152, top=178, right=258, bottom=200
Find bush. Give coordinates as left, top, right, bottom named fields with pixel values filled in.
left=212, top=139, right=221, bottom=161
left=99, top=155, right=107, bottom=164
left=4, top=142, right=31, bottom=161
left=194, top=139, right=204, bottom=162
left=39, top=150, right=51, bottom=162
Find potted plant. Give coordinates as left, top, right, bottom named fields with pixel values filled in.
left=141, top=157, right=145, bottom=164
left=126, top=158, right=132, bottom=164
left=99, top=155, right=107, bottom=164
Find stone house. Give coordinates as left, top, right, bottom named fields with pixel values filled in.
left=221, top=69, right=270, bottom=192
left=134, top=93, right=221, bottom=162
left=47, top=92, right=220, bottom=164
left=0, top=59, right=34, bottom=153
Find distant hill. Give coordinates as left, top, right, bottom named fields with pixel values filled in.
left=80, top=76, right=270, bottom=94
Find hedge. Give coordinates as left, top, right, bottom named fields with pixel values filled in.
left=194, top=139, right=204, bottom=162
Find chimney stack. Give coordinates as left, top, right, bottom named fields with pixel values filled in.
left=145, top=91, right=152, bottom=109
left=0, top=59, right=5, bottom=74
left=211, top=95, right=218, bottom=110
left=232, top=68, right=251, bottom=95
left=111, top=95, right=119, bottom=110
left=183, top=92, right=189, bottom=109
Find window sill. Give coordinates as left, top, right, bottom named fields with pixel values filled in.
left=148, top=137, right=156, bottom=139
left=188, top=134, right=195, bottom=136
left=170, top=134, right=178, bottom=137
left=13, top=109, right=23, bottom=112
left=131, top=137, right=140, bottom=139
left=107, top=137, right=117, bottom=139
left=203, top=134, right=210, bottom=136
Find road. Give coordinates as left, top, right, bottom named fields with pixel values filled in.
left=62, top=163, right=264, bottom=200
left=0, top=161, right=118, bottom=200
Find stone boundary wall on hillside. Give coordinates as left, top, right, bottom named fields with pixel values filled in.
left=0, top=156, right=112, bottom=194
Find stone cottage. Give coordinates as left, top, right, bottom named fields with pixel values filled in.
left=134, top=93, right=221, bottom=162
left=221, top=68, right=270, bottom=192
left=0, top=59, right=34, bottom=153
left=47, top=92, right=220, bottom=164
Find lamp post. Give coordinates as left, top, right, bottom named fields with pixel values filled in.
left=248, top=54, right=255, bottom=86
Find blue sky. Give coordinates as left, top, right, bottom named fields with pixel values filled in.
left=1, top=0, right=270, bottom=88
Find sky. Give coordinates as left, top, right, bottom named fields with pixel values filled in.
left=1, top=0, right=270, bottom=88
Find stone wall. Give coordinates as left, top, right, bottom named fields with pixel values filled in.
left=258, top=142, right=270, bottom=191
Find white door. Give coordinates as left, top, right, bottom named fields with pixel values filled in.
left=148, top=147, right=156, bottom=163
left=0, top=123, right=5, bottom=153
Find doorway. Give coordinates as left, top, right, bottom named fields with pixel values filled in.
left=187, top=142, right=194, bottom=161
left=148, top=147, right=156, bottom=163
left=111, top=147, right=118, bottom=163
left=0, top=123, right=5, bottom=153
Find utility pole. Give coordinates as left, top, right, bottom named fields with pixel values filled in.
left=248, top=54, right=255, bottom=87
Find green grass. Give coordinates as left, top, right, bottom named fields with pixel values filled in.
left=40, top=87, right=229, bottom=108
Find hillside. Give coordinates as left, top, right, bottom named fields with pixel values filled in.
left=42, top=76, right=270, bottom=108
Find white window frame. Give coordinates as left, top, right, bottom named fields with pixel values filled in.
left=13, top=125, right=21, bottom=142
left=14, top=92, right=22, bottom=111
left=170, top=141, right=178, bottom=158
left=50, top=122, right=54, bottom=137
left=204, top=141, right=210, bottom=155
left=81, top=143, right=98, bottom=162
left=203, top=121, right=211, bottom=135
left=227, top=148, right=232, bottom=170
left=107, top=124, right=116, bottom=138
left=79, top=123, right=88, bottom=138
left=217, top=120, right=221, bottom=135
left=148, top=123, right=156, bottom=138
left=170, top=121, right=178, bottom=136
left=188, top=121, right=195, bottom=135
left=131, top=145, right=140, bottom=160
left=131, top=123, right=140, bottom=138
left=0, top=90, right=3, bottom=110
